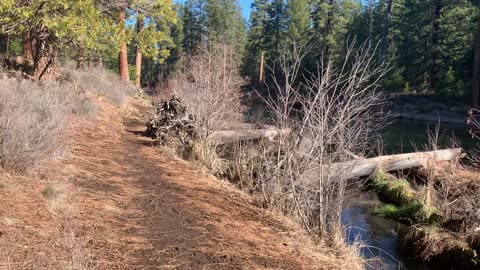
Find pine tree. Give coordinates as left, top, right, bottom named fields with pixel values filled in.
left=311, top=0, right=361, bottom=62
left=182, top=0, right=207, bottom=52
left=395, top=0, right=431, bottom=90
left=0, top=0, right=108, bottom=79
left=473, top=5, right=480, bottom=107
left=243, top=0, right=270, bottom=81
left=265, top=0, right=287, bottom=63
left=438, top=0, right=476, bottom=95
left=130, top=0, right=177, bottom=87
left=286, top=0, right=311, bottom=44
left=205, top=0, right=246, bottom=55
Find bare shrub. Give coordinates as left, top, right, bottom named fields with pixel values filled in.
left=254, top=41, right=388, bottom=243
left=61, top=67, right=137, bottom=105
left=0, top=80, right=66, bottom=172
left=0, top=77, right=98, bottom=173
left=467, top=108, right=480, bottom=165
left=172, top=44, right=247, bottom=172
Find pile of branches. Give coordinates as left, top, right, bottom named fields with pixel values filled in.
left=146, top=96, right=197, bottom=148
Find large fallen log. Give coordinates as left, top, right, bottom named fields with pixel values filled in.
left=211, top=128, right=290, bottom=145
left=303, top=148, right=464, bottom=182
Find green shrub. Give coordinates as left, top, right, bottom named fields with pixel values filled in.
left=384, top=68, right=406, bottom=92
left=438, top=67, right=465, bottom=97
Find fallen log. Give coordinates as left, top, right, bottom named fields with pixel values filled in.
left=211, top=128, right=290, bottom=145
left=303, top=148, right=464, bottom=182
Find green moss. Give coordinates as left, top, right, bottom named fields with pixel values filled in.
left=374, top=201, right=440, bottom=223
left=371, top=171, right=440, bottom=223
left=370, top=171, right=416, bottom=206
left=374, top=203, right=423, bottom=221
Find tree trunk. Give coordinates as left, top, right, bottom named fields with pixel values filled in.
left=302, top=149, right=463, bottom=183
left=324, top=0, right=334, bottom=62
left=34, top=42, right=57, bottom=80
left=22, top=31, right=33, bottom=62
left=380, top=0, right=393, bottom=62
left=6, top=34, right=10, bottom=58
left=77, top=41, right=84, bottom=70
left=32, top=25, right=57, bottom=80
left=473, top=18, right=480, bottom=108
left=259, top=51, right=265, bottom=83
left=118, top=8, right=130, bottom=83
left=135, top=14, right=144, bottom=89
left=429, top=0, right=442, bottom=91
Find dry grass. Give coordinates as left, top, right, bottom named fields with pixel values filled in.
left=61, top=67, right=137, bottom=106
left=402, top=225, right=479, bottom=268
left=0, top=79, right=74, bottom=173
left=0, top=67, right=137, bottom=268
left=430, top=163, right=480, bottom=232
left=0, top=67, right=136, bottom=174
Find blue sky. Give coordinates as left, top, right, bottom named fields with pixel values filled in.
left=174, top=0, right=254, bottom=20
left=173, top=1, right=367, bottom=21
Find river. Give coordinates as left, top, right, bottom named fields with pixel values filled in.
left=341, top=119, right=477, bottom=270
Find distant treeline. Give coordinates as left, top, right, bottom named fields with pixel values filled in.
left=1, top=1, right=480, bottom=106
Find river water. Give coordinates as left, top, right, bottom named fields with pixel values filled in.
left=341, top=119, right=477, bottom=270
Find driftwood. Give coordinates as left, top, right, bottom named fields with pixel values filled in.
left=211, top=128, right=290, bottom=145
left=304, top=148, right=463, bottom=182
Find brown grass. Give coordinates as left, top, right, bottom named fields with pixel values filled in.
left=0, top=67, right=136, bottom=174
left=402, top=225, right=479, bottom=268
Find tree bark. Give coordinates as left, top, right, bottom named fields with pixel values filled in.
left=32, top=25, right=57, bottom=80
left=429, top=0, right=442, bottom=91
left=34, top=42, right=57, bottom=80
left=472, top=18, right=480, bottom=108
left=259, top=51, right=265, bottom=83
left=135, top=13, right=143, bottom=89
left=118, top=8, right=130, bottom=83
left=302, top=149, right=464, bottom=183
left=212, top=127, right=291, bottom=145
left=380, top=0, right=393, bottom=62
left=77, top=41, right=84, bottom=70
left=22, top=31, right=33, bottom=62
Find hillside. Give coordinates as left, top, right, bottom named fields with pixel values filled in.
left=0, top=79, right=360, bottom=269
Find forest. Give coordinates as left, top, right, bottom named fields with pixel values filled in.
left=1, top=0, right=480, bottom=106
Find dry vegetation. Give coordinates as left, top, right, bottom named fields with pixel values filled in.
left=158, top=41, right=388, bottom=268
left=171, top=44, right=247, bottom=174
left=0, top=67, right=135, bottom=268
left=0, top=68, right=134, bottom=174
left=252, top=41, right=387, bottom=243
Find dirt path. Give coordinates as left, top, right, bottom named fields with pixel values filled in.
left=59, top=100, right=347, bottom=270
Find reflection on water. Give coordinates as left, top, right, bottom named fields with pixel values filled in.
left=342, top=119, right=476, bottom=270
left=381, top=119, right=476, bottom=154
left=342, top=193, right=431, bottom=270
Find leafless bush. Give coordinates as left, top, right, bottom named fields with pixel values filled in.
left=172, top=44, right=247, bottom=171
left=254, top=41, right=388, bottom=243
left=0, top=76, right=99, bottom=173
left=173, top=44, right=246, bottom=137
left=467, top=108, right=480, bottom=165
left=416, top=125, right=480, bottom=239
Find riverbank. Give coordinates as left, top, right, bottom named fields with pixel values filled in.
left=365, top=164, right=480, bottom=269
left=388, top=94, right=469, bottom=126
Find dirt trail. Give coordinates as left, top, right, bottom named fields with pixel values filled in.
left=55, top=100, right=346, bottom=270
